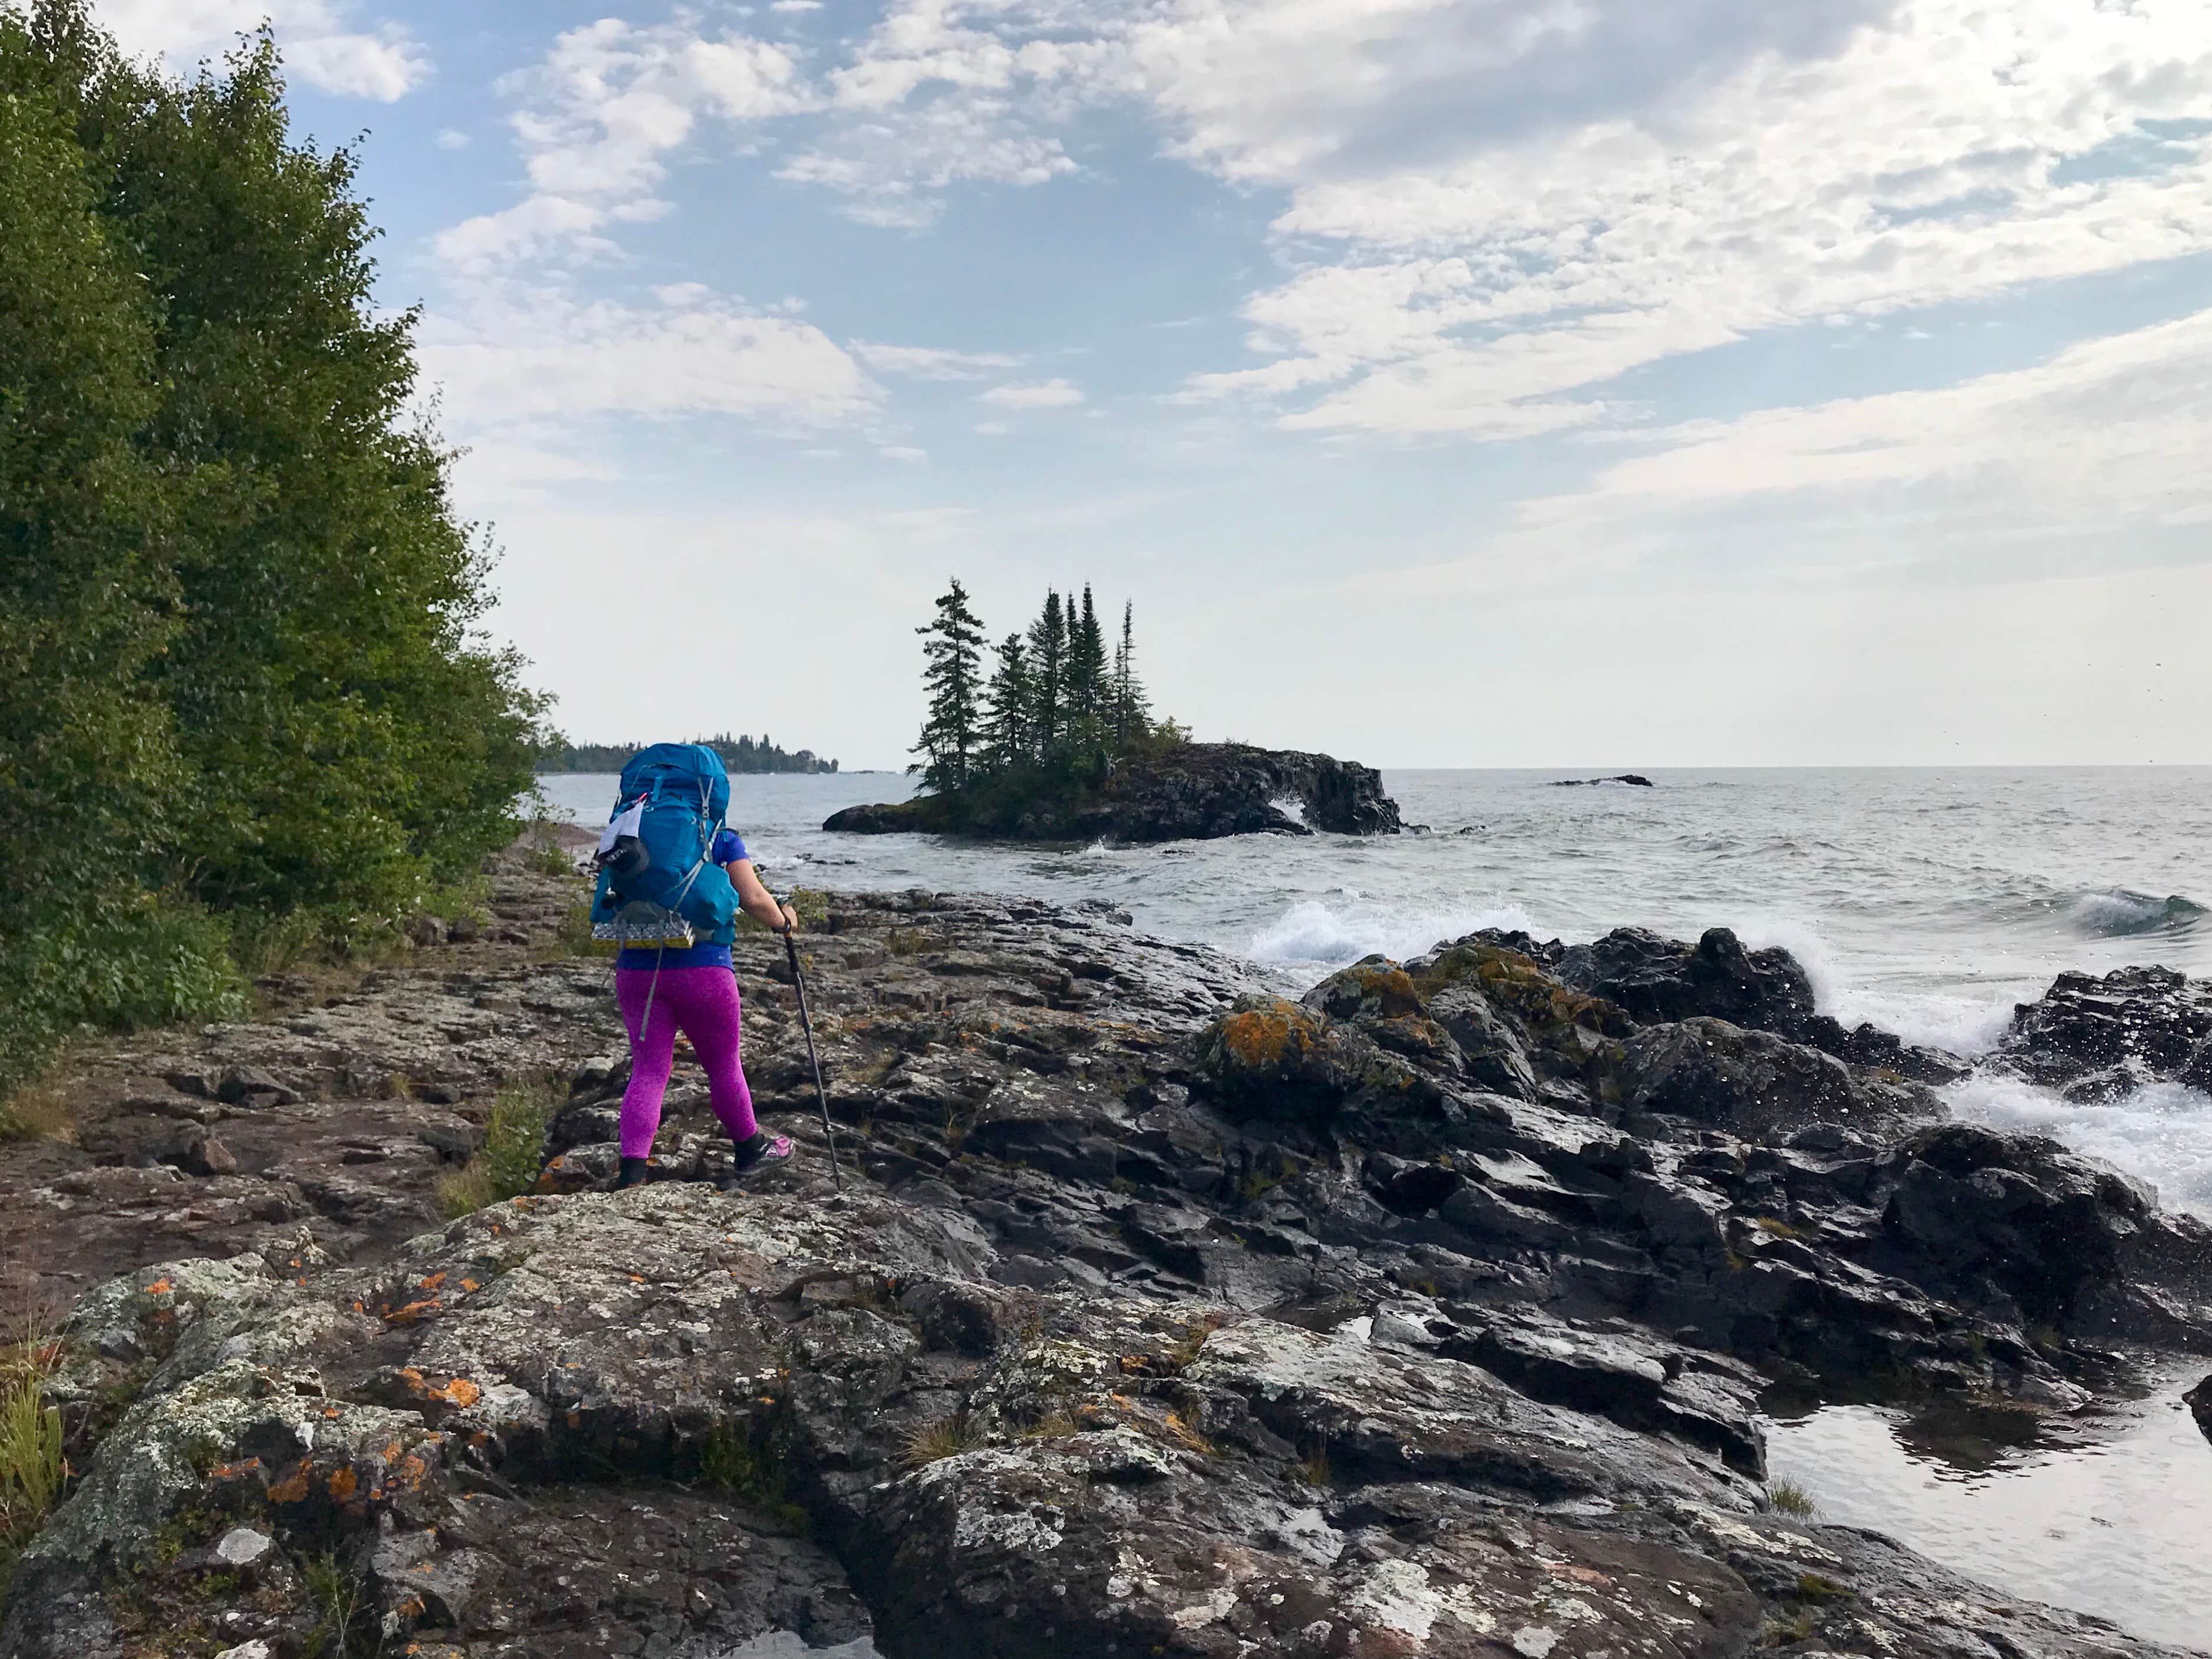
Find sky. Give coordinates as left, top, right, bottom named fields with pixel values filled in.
left=93, top=0, right=2212, bottom=769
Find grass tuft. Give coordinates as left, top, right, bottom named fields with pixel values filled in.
left=435, top=1075, right=560, bottom=1218
left=1296, top=1441, right=1330, bottom=1488
left=0, top=1291, right=68, bottom=1617
left=1767, top=1477, right=1820, bottom=1518
left=899, top=1415, right=976, bottom=1471
left=0, top=1078, right=74, bottom=1145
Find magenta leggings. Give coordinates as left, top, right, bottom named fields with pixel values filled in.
left=615, top=965, right=758, bottom=1158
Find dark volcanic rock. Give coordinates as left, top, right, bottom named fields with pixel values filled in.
left=823, top=741, right=1402, bottom=842
left=1999, top=963, right=2212, bottom=1100
left=9, top=892, right=2212, bottom=1658
left=1557, top=925, right=1970, bottom=1084
left=1552, top=773, right=1656, bottom=787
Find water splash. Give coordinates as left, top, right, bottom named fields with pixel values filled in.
left=1248, top=896, right=1537, bottom=974
left=1946, top=1074, right=2212, bottom=1220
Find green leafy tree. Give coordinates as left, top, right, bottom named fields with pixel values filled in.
left=914, top=578, right=986, bottom=791
left=0, top=2, right=545, bottom=1092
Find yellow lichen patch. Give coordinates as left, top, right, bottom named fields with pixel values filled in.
left=144, top=1278, right=172, bottom=1296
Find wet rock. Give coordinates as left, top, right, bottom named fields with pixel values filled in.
left=2000, top=964, right=2212, bottom=1096
left=13, top=882, right=2212, bottom=1659
left=1614, top=1018, right=1939, bottom=1141
left=2186, top=1374, right=2212, bottom=1445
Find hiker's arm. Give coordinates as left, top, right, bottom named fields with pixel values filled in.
left=728, top=859, right=798, bottom=934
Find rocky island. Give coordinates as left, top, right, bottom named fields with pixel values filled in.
left=4, top=853, right=2211, bottom=1657
left=829, top=581, right=1401, bottom=844
left=825, top=741, right=1403, bottom=842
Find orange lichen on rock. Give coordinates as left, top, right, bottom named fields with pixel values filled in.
left=1216, top=1000, right=1322, bottom=1070
left=267, top=1465, right=311, bottom=1504
left=328, top=1465, right=358, bottom=1500
left=144, top=1278, right=172, bottom=1295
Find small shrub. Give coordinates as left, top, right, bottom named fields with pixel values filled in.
left=435, top=1076, right=558, bottom=1217
left=301, top=1549, right=369, bottom=1655
left=887, top=928, right=927, bottom=958
left=1767, top=1478, right=1819, bottom=1518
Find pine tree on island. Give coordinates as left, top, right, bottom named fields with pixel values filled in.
left=909, top=577, right=1185, bottom=825
left=913, top=578, right=987, bottom=791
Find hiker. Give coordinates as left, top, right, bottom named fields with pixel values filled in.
left=590, top=744, right=798, bottom=1190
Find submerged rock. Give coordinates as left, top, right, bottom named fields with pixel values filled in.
left=823, top=742, right=1402, bottom=842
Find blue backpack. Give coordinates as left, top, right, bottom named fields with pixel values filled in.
left=589, top=743, right=739, bottom=946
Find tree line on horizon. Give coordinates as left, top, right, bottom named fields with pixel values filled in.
left=535, top=732, right=839, bottom=775
left=0, top=4, right=543, bottom=1097
left=913, top=579, right=1185, bottom=796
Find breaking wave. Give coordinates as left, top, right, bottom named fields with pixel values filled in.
left=2064, top=889, right=2205, bottom=938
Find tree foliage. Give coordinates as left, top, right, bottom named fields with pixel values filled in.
left=913, top=578, right=987, bottom=792
left=0, top=1, right=544, bottom=1091
left=910, top=578, right=1172, bottom=807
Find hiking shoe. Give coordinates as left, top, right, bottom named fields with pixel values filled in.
left=719, top=1132, right=793, bottom=1190
left=616, top=1155, right=652, bottom=1190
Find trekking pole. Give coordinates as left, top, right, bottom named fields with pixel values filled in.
left=780, top=914, right=842, bottom=1191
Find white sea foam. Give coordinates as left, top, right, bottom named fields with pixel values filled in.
left=1738, top=918, right=2016, bottom=1056
left=1249, top=897, right=1537, bottom=973
left=1946, top=1074, right=2212, bottom=1220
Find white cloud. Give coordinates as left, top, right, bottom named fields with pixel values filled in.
left=980, top=378, right=1085, bottom=408
left=1176, top=0, right=2212, bottom=434
left=436, top=128, right=471, bottom=151
left=849, top=342, right=1021, bottom=379
left=418, top=287, right=883, bottom=501
left=1361, top=306, right=2212, bottom=600
left=94, top=0, right=429, bottom=100
left=770, top=1, right=824, bottom=10
left=974, top=420, right=1012, bottom=435
left=433, top=16, right=811, bottom=275
left=880, top=445, right=929, bottom=461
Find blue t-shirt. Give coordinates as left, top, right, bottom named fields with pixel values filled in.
left=615, top=829, right=749, bottom=969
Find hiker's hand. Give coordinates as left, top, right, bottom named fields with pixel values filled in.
left=778, top=903, right=799, bottom=935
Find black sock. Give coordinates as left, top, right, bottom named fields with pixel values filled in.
left=617, top=1155, right=651, bottom=1189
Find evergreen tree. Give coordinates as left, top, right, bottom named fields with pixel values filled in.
left=914, top=578, right=986, bottom=791
left=1112, top=601, right=1151, bottom=747
left=1025, top=589, right=1067, bottom=764
left=980, top=634, right=1033, bottom=771
left=1064, top=585, right=1110, bottom=768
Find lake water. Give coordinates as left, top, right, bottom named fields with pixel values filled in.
left=539, top=765, right=2212, bottom=1645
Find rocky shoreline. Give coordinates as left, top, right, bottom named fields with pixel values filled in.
left=4, top=860, right=2210, bottom=1657
left=823, top=742, right=1403, bottom=842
